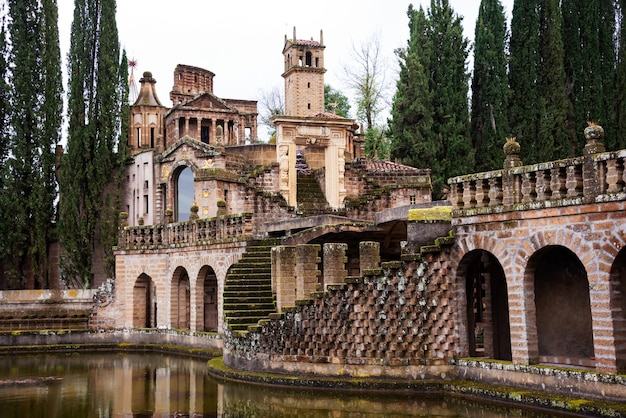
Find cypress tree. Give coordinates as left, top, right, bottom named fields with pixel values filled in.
left=598, top=0, right=618, bottom=150
left=390, top=5, right=438, bottom=183
left=471, top=0, right=510, bottom=172
left=537, top=0, right=571, bottom=160
left=562, top=0, right=606, bottom=153
left=0, top=22, right=9, bottom=287
left=509, top=0, right=541, bottom=164
left=428, top=0, right=473, bottom=187
left=4, top=0, right=61, bottom=288
left=616, top=0, right=626, bottom=147
left=59, top=0, right=123, bottom=287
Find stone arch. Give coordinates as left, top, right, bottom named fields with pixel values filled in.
left=133, top=273, right=156, bottom=328
left=609, top=247, right=626, bottom=372
left=196, top=265, right=219, bottom=332
left=526, top=245, right=594, bottom=367
left=171, top=266, right=190, bottom=330
left=450, top=234, right=515, bottom=356
left=455, top=249, right=511, bottom=360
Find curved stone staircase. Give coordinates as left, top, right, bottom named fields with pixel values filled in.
left=223, top=239, right=281, bottom=332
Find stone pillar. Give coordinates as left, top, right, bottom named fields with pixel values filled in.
left=323, top=243, right=347, bottom=289
left=211, top=119, right=216, bottom=144
left=197, top=117, right=202, bottom=141
left=583, top=122, right=605, bottom=201
left=295, top=244, right=321, bottom=300
left=359, top=241, right=380, bottom=275
left=502, top=137, right=522, bottom=207
left=184, top=117, right=190, bottom=136
left=271, top=246, right=297, bottom=313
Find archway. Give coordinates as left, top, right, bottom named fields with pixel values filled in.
left=531, top=246, right=594, bottom=366
left=176, top=166, right=194, bottom=222
left=609, top=247, right=626, bottom=372
left=171, top=267, right=190, bottom=330
left=196, top=266, right=218, bottom=332
left=133, top=274, right=156, bottom=328
left=461, top=250, right=511, bottom=360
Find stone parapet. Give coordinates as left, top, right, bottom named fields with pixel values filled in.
left=322, top=243, right=347, bottom=288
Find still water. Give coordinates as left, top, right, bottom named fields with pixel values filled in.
left=0, top=352, right=558, bottom=417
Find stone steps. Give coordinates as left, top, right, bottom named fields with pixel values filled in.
left=223, top=239, right=279, bottom=332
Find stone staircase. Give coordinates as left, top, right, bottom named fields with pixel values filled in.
left=223, top=239, right=281, bottom=332
left=296, top=152, right=329, bottom=215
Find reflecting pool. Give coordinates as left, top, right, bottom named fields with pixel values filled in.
left=0, top=352, right=558, bottom=417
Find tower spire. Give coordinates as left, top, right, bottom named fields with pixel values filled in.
left=128, top=58, right=139, bottom=104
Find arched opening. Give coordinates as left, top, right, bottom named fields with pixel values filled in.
left=196, top=266, right=218, bottom=332
left=133, top=274, right=156, bottom=328
left=461, top=250, right=511, bottom=360
left=176, top=166, right=194, bottom=222
left=609, top=247, right=626, bottom=372
left=532, top=246, right=594, bottom=366
left=305, top=51, right=312, bottom=66
left=171, top=267, right=190, bottom=330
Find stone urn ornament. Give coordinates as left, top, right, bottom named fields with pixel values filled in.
left=503, top=137, right=522, bottom=169
left=583, top=121, right=606, bottom=155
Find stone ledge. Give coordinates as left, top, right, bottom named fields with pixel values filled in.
left=212, top=356, right=626, bottom=417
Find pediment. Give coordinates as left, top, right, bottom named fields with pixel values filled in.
left=159, top=135, right=220, bottom=160
left=182, top=93, right=233, bottom=112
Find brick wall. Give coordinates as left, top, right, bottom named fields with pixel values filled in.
left=224, top=243, right=456, bottom=375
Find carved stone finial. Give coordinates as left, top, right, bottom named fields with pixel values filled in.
left=119, top=211, right=128, bottom=227
left=503, top=137, right=522, bottom=169
left=583, top=121, right=606, bottom=155
left=164, top=208, right=173, bottom=224
left=189, top=202, right=199, bottom=221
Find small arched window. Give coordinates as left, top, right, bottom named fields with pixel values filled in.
left=305, top=51, right=312, bottom=66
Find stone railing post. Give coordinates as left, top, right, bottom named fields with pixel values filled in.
left=502, top=137, right=522, bottom=207
left=359, top=241, right=380, bottom=275
left=118, top=211, right=128, bottom=248
left=582, top=122, right=606, bottom=201
left=322, top=243, right=347, bottom=289
left=295, top=244, right=321, bottom=300
left=271, top=246, right=297, bottom=313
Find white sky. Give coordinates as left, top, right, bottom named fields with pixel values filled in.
left=57, top=0, right=514, bottom=141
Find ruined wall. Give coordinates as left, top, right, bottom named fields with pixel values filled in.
left=223, top=248, right=456, bottom=377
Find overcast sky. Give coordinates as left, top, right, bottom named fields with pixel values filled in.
left=57, top=0, right=514, bottom=140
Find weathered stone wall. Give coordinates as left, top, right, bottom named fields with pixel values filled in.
left=224, top=246, right=456, bottom=376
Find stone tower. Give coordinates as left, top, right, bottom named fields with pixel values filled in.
left=282, top=27, right=326, bottom=116
left=129, top=71, right=167, bottom=155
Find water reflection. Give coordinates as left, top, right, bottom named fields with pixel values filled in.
left=0, top=352, right=554, bottom=417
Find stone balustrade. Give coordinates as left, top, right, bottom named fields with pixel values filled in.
left=448, top=148, right=626, bottom=215
left=117, top=213, right=254, bottom=250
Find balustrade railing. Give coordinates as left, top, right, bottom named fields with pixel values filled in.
left=449, top=149, right=626, bottom=213
left=117, top=213, right=254, bottom=250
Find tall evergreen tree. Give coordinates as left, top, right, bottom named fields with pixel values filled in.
left=509, top=0, right=541, bottom=164
left=562, top=0, right=607, bottom=153
left=428, top=0, right=473, bottom=189
left=59, top=0, right=124, bottom=287
left=616, top=0, right=626, bottom=147
left=3, top=0, right=61, bottom=288
left=471, top=0, right=510, bottom=171
left=390, top=5, right=438, bottom=178
left=537, top=0, right=571, bottom=160
left=598, top=0, right=618, bottom=150
left=0, top=20, right=10, bottom=288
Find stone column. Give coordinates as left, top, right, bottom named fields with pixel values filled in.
left=197, top=117, right=202, bottom=141
left=359, top=241, right=380, bottom=275
left=295, top=244, right=321, bottom=300
left=211, top=119, right=216, bottom=144
left=184, top=117, right=190, bottom=136
left=271, top=246, right=297, bottom=313
left=323, top=243, right=347, bottom=289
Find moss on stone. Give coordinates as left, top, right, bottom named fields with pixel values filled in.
left=408, top=206, right=452, bottom=222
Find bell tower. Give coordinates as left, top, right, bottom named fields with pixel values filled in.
left=282, top=27, right=326, bottom=116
